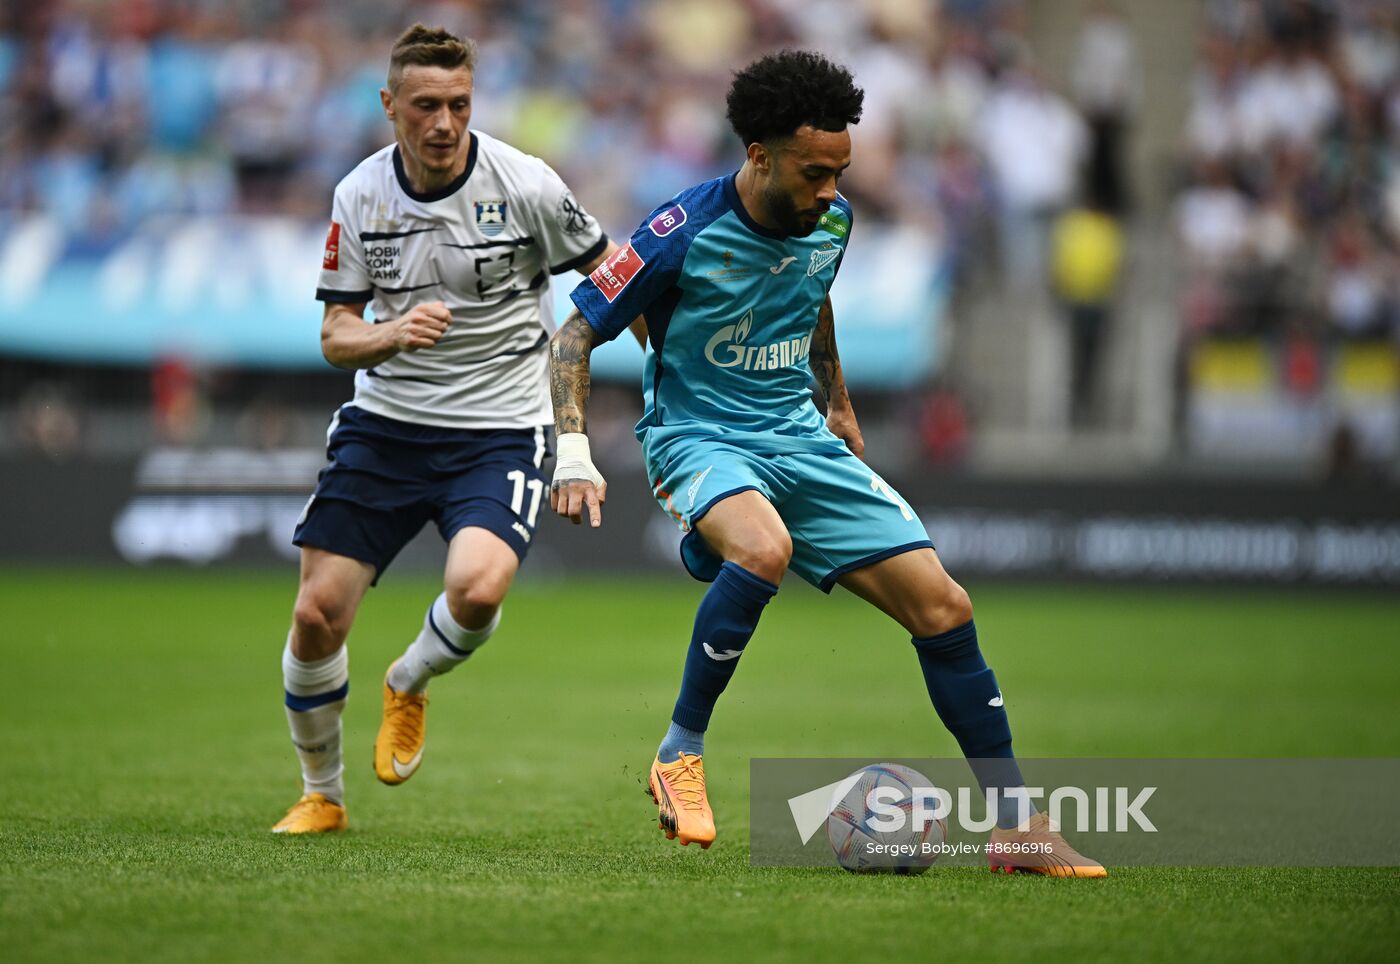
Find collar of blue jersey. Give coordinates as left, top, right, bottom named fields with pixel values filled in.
left=393, top=132, right=478, bottom=203
left=723, top=172, right=789, bottom=241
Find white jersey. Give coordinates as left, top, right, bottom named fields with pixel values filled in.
left=316, top=132, right=608, bottom=429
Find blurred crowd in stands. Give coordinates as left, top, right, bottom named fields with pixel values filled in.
left=0, top=0, right=1121, bottom=456
left=4, top=0, right=1395, bottom=466
left=1176, top=0, right=1400, bottom=344
left=0, top=0, right=1106, bottom=272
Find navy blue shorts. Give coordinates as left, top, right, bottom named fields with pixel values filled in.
left=293, top=405, right=551, bottom=581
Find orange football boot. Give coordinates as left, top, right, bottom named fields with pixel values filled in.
left=375, top=664, right=428, bottom=785
left=648, top=753, right=716, bottom=848
left=988, top=812, right=1108, bottom=877
left=271, top=793, right=347, bottom=834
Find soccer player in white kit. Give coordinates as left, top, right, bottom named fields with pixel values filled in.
left=272, top=24, right=639, bottom=833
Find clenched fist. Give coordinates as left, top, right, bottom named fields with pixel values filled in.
left=393, top=301, right=452, bottom=353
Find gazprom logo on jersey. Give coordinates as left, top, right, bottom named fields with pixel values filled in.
left=475, top=199, right=508, bottom=237
left=704, top=308, right=812, bottom=372
left=649, top=203, right=687, bottom=238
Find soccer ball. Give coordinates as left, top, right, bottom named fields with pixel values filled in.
left=826, top=764, right=946, bottom=875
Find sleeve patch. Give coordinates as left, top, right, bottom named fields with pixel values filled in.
left=556, top=190, right=593, bottom=236
left=649, top=204, right=687, bottom=238
left=322, top=221, right=341, bottom=270
left=588, top=242, right=646, bottom=303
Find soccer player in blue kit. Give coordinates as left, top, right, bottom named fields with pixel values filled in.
left=549, top=51, right=1104, bottom=876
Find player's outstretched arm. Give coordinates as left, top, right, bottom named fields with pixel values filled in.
left=810, top=295, right=865, bottom=458
left=549, top=309, right=608, bottom=527
left=320, top=301, right=452, bottom=370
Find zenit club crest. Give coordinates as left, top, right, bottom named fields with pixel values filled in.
left=807, top=241, right=840, bottom=277
left=475, top=199, right=508, bottom=237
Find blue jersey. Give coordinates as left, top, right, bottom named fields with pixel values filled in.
left=569, top=174, right=853, bottom=465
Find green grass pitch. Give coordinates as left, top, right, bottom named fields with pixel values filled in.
left=2, top=568, right=1398, bottom=961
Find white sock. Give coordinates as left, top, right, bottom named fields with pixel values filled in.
left=387, top=593, right=500, bottom=695
left=282, top=637, right=348, bottom=804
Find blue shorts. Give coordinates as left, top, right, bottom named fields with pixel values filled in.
left=293, top=405, right=550, bottom=582
left=648, top=440, right=933, bottom=592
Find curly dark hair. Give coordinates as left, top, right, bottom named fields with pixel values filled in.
left=725, top=50, right=864, bottom=147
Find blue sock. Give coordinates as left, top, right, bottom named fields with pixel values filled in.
left=657, top=720, right=704, bottom=763
left=660, top=562, right=778, bottom=761
left=911, top=619, right=1033, bottom=829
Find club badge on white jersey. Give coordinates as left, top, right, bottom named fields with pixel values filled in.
left=316, top=131, right=608, bottom=429
left=474, top=199, right=508, bottom=237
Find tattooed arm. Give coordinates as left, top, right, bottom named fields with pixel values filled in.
left=551, top=309, right=596, bottom=435
left=549, top=309, right=608, bottom=526
left=809, top=295, right=865, bottom=458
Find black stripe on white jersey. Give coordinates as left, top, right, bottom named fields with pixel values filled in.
left=549, top=234, right=609, bottom=275
left=375, top=280, right=441, bottom=295
left=488, top=270, right=547, bottom=308
left=437, top=237, right=537, bottom=250
left=360, top=227, right=440, bottom=241
left=366, top=331, right=549, bottom=381
left=317, top=287, right=374, bottom=303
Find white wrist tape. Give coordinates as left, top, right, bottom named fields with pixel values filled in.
left=552, top=433, right=606, bottom=489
